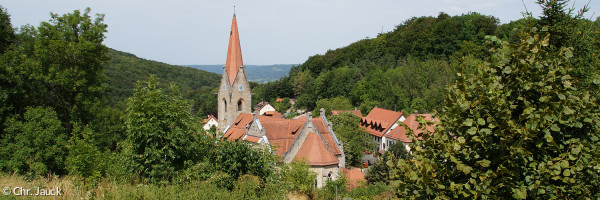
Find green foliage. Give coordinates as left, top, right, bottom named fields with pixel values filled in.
left=312, top=96, right=354, bottom=117
left=103, top=49, right=220, bottom=117
left=233, top=174, right=262, bottom=199
left=281, top=160, right=316, bottom=195
left=317, top=172, right=348, bottom=200
left=392, top=26, right=600, bottom=199
left=1, top=106, right=67, bottom=177
left=330, top=112, right=376, bottom=167
left=66, top=124, right=102, bottom=180
left=208, top=140, right=275, bottom=182
left=272, top=97, right=291, bottom=113
left=123, top=76, right=205, bottom=182
left=0, top=5, right=15, bottom=53
left=0, top=8, right=108, bottom=135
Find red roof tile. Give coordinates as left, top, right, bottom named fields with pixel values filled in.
left=222, top=113, right=253, bottom=140
left=259, top=117, right=306, bottom=156
left=244, top=135, right=261, bottom=143
left=225, top=15, right=244, bottom=86
left=360, top=107, right=404, bottom=137
left=342, top=168, right=365, bottom=189
left=295, top=132, right=339, bottom=166
left=313, top=117, right=342, bottom=155
left=385, top=114, right=439, bottom=142
left=331, top=110, right=363, bottom=117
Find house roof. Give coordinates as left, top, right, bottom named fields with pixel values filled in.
left=331, top=110, right=363, bottom=117
left=342, top=168, right=365, bottom=189
left=312, top=117, right=342, bottom=155
left=360, top=107, right=404, bottom=137
left=295, top=132, right=339, bottom=166
left=202, top=115, right=217, bottom=124
left=225, top=14, right=244, bottom=86
left=259, top=116, right=306, bottom=156
left=385, top=114, right=439, bottom=142
left=243, top=135, right=261, bottom=143
left=264, top=111, right=283, bottom=118
left=222, top=113, right=253, bottom=140
left=254, top=101, right=270, bottom=111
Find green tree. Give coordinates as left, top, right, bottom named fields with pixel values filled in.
left=208, top=140, right=275, bottom=181
left=292, top=70, right=313, bottom=97
left=66, top=124, right=102, bottom=179
left=392, top=27, right=600, bottom=199
left=0, top=8, right=108, bottom=134
left=0, top=106, right=68, bottom=177
left=330, top=112, right=376, bottom=167
left=312, top=96, right=354, bottom=117
left=281, top=160, right=316, bottom=195
left=123, top=76, right=205, bottom=182
left=0, top=5, right=15, bottom=53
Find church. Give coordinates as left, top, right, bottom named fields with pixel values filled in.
left=214, top=12, right=346, bottom=188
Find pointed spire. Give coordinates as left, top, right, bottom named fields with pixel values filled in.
left=225, top=12, right=243, bottom=86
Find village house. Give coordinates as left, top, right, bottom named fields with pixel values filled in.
left=360, top=107, right=406, bottom=153
left=202, top=115, right=218, bottom=131
left=253, top=100, right=276, bottom=115
left=214, top=13, right=346, bottom=188
left=360, top=107, right=439, bottom=153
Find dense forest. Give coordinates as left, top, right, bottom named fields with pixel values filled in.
left=251, top=10, right=595, bottom=115
left=104, top=49, right=220, bottom=117
left=1, top=0, right=599, bottom=199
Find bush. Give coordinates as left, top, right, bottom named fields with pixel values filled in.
left=1, top=106, right=67, bottom=177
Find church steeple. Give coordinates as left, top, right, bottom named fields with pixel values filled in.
left=225, top=14, right=243, bottom=86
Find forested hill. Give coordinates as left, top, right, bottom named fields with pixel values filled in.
left=252, top=12, right=527, bottom=114
left=104, top=49, right=220, bottom=116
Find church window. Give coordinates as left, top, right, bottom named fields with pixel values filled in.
left=223, top=99, right=227, bottom=112
left=237, top=99, right=243, bottom=111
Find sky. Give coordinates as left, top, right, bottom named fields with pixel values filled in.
left=1, top=0, right=598, bottom=65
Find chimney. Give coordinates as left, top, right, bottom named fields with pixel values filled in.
left=306, top=112, right=313, bottom=128
left=320, top=108, right=325, bottom=117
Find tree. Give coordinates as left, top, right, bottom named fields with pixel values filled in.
left=312, top=96, right=354, bottom=117
left=0, top=106, right=68, bottom=177
left=0, top=5, right=15, bottom=53
left=391, top=26, right=600, bottom=199
left=281, top=160, right=316, bottom=195
left=330, top=112, right=376, bottom=167
left=66, top=124, right=102, bottom=179
left=208, top=140, right=275, bottom=181
left=123, top=76, right=206, bottom=182
left=0, top=8, right=108, bottom=134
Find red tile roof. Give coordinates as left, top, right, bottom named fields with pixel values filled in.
left=222, top=113, right=253, bottom=140
left=202, top=115, right=217, bottom=124
left=264, top=111, right=283, bottom=118
left=331, top=110, right=363, bottom=117
left=243, top=135, right=261, bottom=143
left=386, top=114, right=439, bottom=142
left=360, top=107, right=404, bottom=137
left=275, top=98, right=284, bottom=102
left=259, top=116, right=306, bottom=156
left=225, top=15, right=244, bottom=86
left=342, top=168, right=365, bottom=189
left=313, top=117, right=342, bottom=155
left=295, top=132, right=339, bottom=166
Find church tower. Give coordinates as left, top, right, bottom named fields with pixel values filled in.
left=218, top=13, right=251, bottom=133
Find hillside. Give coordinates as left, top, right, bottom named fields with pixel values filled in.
left=187, top=64, right=294, bottom=83
left=252, top=12, right=506, bottom=113
left=103, top=49, right=220, bottom=116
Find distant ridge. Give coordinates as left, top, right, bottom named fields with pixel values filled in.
left=186, top=64, right=294, bottom=83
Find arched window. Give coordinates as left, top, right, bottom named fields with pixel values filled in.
left=223, top=99, right=227, bottom=112
left=237, top=99, right=243, bottom=111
